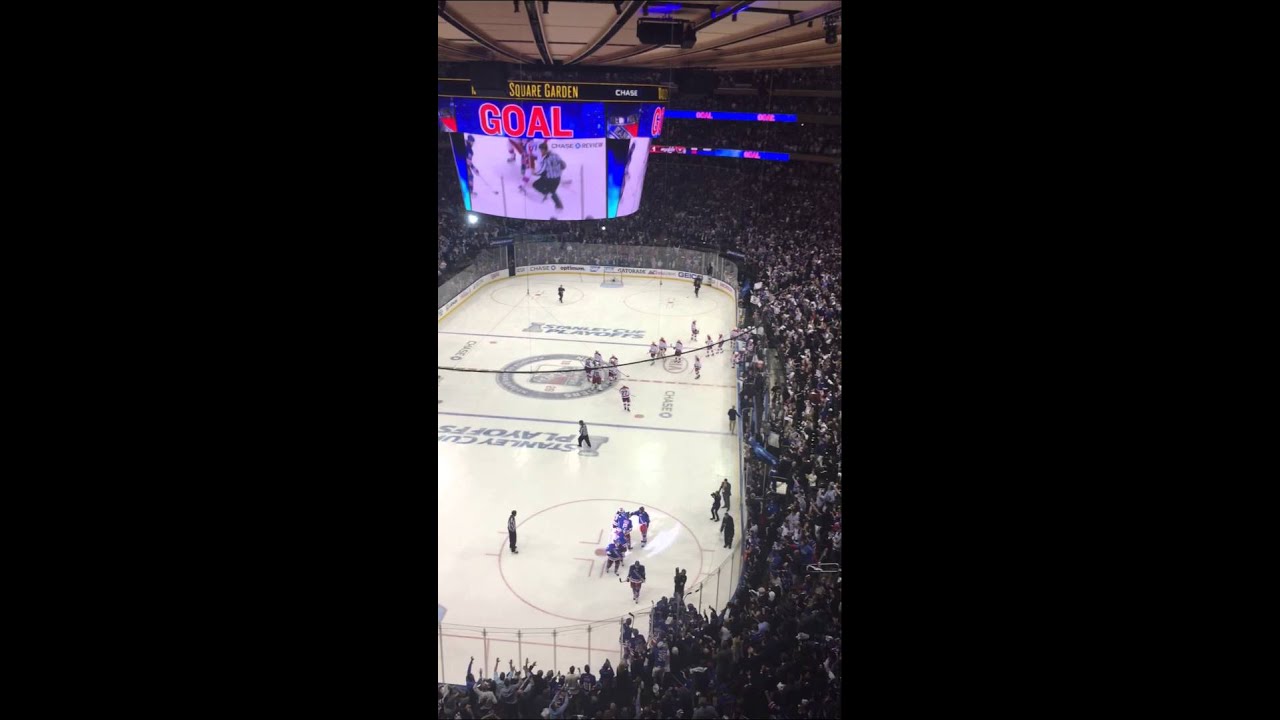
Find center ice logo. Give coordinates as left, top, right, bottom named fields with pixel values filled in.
left=522, top=322, right=645, bottom=339
left=498, top=354, right=619, bottom=400
left=438, top=424, right=610, bottom=456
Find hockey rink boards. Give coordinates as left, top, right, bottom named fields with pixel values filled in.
left=438, top=273, right=743, bottom=684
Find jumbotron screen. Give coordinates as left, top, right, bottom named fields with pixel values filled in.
left=439, top=79, right=668, bottom=221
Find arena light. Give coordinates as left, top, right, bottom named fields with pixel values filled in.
left=467, top=213, right=479, bottom=225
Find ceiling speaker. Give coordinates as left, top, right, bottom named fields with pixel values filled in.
left=637, top=19, right=685, bottom=46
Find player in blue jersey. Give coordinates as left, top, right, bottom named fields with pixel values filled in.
left=626, top=560, right=646, bottom=603
left=605, top=542, right=625, bottom=575
left=630, top=507, right=651, bottom=547
left=465, top=135, right=476, bottom=196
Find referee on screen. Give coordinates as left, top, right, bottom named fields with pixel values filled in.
left=533, top=142, right=565, bottom=211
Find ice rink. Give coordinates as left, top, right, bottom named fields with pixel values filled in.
left=438, top=272, right=743, bottom=684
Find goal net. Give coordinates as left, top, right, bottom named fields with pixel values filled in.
left=602, top=274, right=624, bottom=287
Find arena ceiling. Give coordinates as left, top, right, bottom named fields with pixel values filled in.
left=438, top=1, right=842, bottom=71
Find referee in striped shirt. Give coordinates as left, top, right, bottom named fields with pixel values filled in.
left=533, top=142, right=565, bottom=211
left=507, top=510, right=518, bottom=554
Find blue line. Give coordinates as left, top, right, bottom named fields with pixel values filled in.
left=438, top=330, right=652, bottom=348
left=437, top=411, right=733, bottom=437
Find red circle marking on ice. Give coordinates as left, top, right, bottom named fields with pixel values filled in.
left=635, top=414, right=644, bottom=418
left=496, top=499, right=706, bottom=623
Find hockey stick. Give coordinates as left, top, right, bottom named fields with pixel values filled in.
left=471, top=166, right=500, bottom=195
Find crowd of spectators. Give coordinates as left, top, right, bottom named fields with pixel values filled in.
left=658, top=121, right=842, bottom=156
left=715, top=67, right=841, bottom=91
left=669, top=93, right=842, bottom=117
left=438, top=62, right=839, bottom=107
left=440, top=61, right=669, bottom=86
left=440, top=63, right=840, bottom=91
left=437, top=155, right=841, bottom=287
left=438, top=127, right=844, bottom=716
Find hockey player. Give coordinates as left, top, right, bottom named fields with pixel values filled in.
left=465, top=135, right=477, bottom=196
left=674, top=340, right=684, bottom=358
left=605, top=542, right=625, bottom=575
left=508, top=137, right=536, bottom=180
left=630, top=506, right=650, bottom=547
left=626, top=560, right=646, bottom=603
left=694, top=355, right=702, bottom=380
left=705, top=334, right=714, bottom=356
left=609, top=354, right=618, bottom=368
left=558, top=284, right=565, bottom=303
left=608, top=364, right=619, bottom=383
left=693, top=276, right=702, bottom=297
left=649, top=342, right=658, bottom=364
left=591, top=368, right=603, bottom=391
left=716, top=333, right=725, bottom=354
left=620, top=384, right=631, bottom=411
left=594, top=350, right=603, bottom=366
left=690, top=320, right=698, bottom=342
left=658, top=338, right=668, bottom=357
